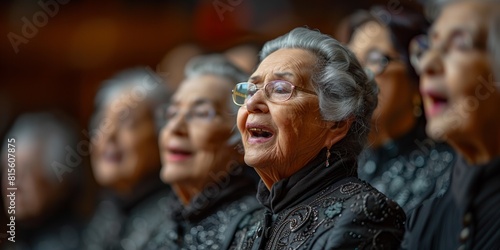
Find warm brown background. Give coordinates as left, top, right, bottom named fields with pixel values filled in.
left=0, top=0, right=424, bottom=134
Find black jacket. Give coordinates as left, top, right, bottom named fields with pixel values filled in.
left=402, top=156, right=500, bottom=249
left=232, top=148, right=406, bottom=250
left=146, top=164, right=261, bottom=250
left=83, top=176, right=171, bottom=250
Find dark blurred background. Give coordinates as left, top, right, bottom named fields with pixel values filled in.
left=0, top=0, right=425, bottom=133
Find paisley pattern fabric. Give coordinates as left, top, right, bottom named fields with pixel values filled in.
left=231, top=149, right=406, bottom=250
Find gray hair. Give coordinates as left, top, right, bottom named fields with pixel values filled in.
left=91, top=67, right=171, bottom=132
left=185, top=54, right=249, bottom=84
left=2, top=112, right=81, bottom=184
left=184, top=54, right=249, bottom=147
left=260, top=27, right=378, bottom=159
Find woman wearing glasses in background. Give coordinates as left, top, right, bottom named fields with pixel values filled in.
left=402, top=0, right=500, bottom=249
left=148, top=54, right=261, bottom=249
left=347, top=6, right=456, bottom=213
left=231, top=27, right=405, bottom=249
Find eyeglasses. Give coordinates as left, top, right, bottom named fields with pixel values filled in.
left=362, top=49, right=402, bottom=76
left=156, top=104, right=217, bottom=125
left=409, top=30, right=478, bottom=74
left=232, top=80, right=317, bottom=106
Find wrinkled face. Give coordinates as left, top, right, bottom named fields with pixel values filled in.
left=419, top=2, right=500, bottom=142
left=91, top=91, right=161, bottom=191
left=349, top=21, right=418, bottom=127
left=159, top=75, right=236, bottom=187
left=237, top=48, right=333, bottom=178
left=2, top=143, right=67, bottom=222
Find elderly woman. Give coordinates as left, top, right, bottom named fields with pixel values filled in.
left=402, top=1, right=500, bottom=249
left=232, top=27, right=405, bottom=249
left=146, top=54, right=261, bottom=249
left=347, top=6, right=456, bottom=212
left=2, top=112, right=85, bottom=250
left=83, top=68, right=172, bottom=250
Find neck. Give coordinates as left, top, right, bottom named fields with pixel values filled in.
left=110, top=171, right=160, bottom=199
left=449, top=129, right=500, bottom=166
left=370, top=112, right=417, bottom=148
left=254, top=147, right=327, bottom=190
left=172, top=183, right=203, bottom=205
left=254, top=168, right=281, bottom=190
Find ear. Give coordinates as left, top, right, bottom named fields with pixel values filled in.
left=323, top=117, right=354, bottom=148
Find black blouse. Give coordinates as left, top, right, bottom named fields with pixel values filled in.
left=358, top=123, right=456, bottom=212
left=145, top=165, right=261, bottom=250
left=83, top=176, right=171, bottom=250
left=402, top=156, right=500, bottom=249
left=231, top=148, right=406, bottom=250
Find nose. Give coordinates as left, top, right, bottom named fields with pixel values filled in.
left=167, top=112, right=188, bottom=136
left=100, top=119, right=118, bottom=143
left=245, top=88, right=269, bottom=113
left=419, top=49, right=444, bottom=77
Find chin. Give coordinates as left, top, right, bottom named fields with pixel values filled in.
left=426, top=118, right=455, bottom=142
left=161, top=166, right=186, bottom=184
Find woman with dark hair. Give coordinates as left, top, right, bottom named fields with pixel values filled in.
left=347, top=5, right=456, bottom=212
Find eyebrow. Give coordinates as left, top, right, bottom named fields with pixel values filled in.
left=274, top=72, right=295, bottom=80
left=170, top=98, right=215, bottom=107
left=249, top=72, right=295, bottom=83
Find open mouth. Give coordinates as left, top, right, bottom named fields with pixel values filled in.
left=103, top=149, right=122, bottom=164
left=423, top=90, right=449, bottom=117
left=249, top=127, right=274, bottom=138
left=167, top=147, right=193, bottom=162
left=428, top=92, right=448, bottom=105
left=246, top=124, right=274, bottom=144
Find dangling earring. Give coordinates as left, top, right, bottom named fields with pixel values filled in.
left=325, top=147, right=331, bottom=168
left=413, top=95, right=423, bottom=117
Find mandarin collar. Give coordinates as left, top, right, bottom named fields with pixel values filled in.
left=257, top=148, right=357, bottom=214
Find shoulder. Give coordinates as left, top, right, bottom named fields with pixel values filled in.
left=271, top=178, right=406, bottom=249
left=184, top=192, right=262, bottom=249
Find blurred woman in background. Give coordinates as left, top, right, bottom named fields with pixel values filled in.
left=403, top=0, right=500, bottom=248
left=1, top=112, right=86, bottom=250
left=347, top=5, right=455, bottom=212
left=84, top=68, right=172, bottom=250
left=147, top=54, right=261, bottom=249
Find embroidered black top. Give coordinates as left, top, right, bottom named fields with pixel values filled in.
left=231, top=148, right=406, bottom=250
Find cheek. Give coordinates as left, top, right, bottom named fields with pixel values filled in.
left=191, top=125, right=232, bottom=150
left=274, top=103, right=311, bottom=145
left=447, top=54, right=491, bottom=97
left=237, top=108, right=247, bottom=136
left=158, top=127, right=169, bottom=151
